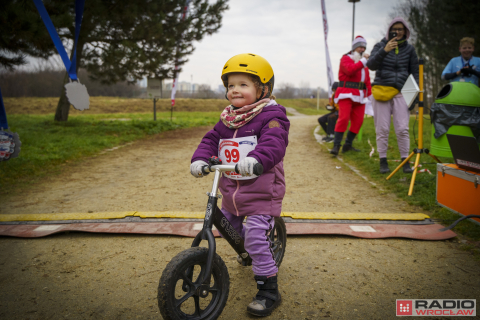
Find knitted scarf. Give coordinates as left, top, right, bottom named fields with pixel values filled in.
left=220, top=98, right=270, bottom=129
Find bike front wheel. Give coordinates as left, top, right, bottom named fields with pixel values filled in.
left=158, top=247, right=230, bottom=320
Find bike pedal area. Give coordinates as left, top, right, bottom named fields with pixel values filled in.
left=0, top=211, right=456, bottom=240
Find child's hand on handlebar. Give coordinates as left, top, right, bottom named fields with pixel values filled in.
left=237, top=157, right=258, bottom=176
left=208, top=156, right=223, bottom=166
left=190, top=160, right=209, bottom=178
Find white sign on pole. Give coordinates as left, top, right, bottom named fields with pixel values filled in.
left=147, top=78, right=162, bottom=98
left=65, top=81, right=90, bottom=110
left=401, top=74, right=420, bottom=108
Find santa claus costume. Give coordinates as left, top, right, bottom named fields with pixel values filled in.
left=331, top=36, right=372, bottom=155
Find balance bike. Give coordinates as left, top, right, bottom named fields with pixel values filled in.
left=157, top=162, right=287, bottom=320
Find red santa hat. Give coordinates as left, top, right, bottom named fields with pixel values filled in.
left=352, top=35, right=367, bottom=50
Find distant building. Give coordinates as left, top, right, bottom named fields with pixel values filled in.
left=163, top=81, right=200, bottom=92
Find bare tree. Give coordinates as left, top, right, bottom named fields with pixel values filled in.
left=298, top=81, right=312, bottom=98
left=0, top=67, right=141, bottom=98
left=275, top=83, right=296, bottom=99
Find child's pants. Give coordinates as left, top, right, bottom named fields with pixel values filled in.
left=372, top=93, right=410, bottom=159
left=221, top=208, right=278, bottom=277
left=334, top=99, right=365, bottom=134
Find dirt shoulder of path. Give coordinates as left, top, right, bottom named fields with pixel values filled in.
left=1, top=115, right=479, bottom=320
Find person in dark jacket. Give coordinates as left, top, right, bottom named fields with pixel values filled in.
left=367, top=17, right=418, bottom=174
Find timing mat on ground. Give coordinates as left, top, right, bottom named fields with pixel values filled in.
left=0, top=211, right=430, bottom=222
left=0, top=211, right=456, bottom=240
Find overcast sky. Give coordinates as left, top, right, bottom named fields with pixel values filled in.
left=177, top=0, right=401, bottom=91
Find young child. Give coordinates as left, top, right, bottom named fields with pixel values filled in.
left=190, top=53, right=290, bottom=317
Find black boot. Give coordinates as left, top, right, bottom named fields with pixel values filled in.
left=402, top=158, right=413, bottom=173
left=342, top=144, right=361, bottom=152
left=247, top=275, right=282, bottom=317
left=330, top=131, right=344, bottom=155
left=342, top=131, right=360, bottom=152
left=330, top=144, right=341, bottom=155
left=379, top=158, right=390, bottom=174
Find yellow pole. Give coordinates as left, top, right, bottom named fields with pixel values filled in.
left=417, top=63, right=424, bottom=149
left=386, top=151, right=414, bottom=180
left=408, top=61, right=424, bottom=196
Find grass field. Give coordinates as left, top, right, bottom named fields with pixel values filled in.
left=4, top=97, right=228, bottom=114
left=277, top=98, right=329, bottom=115
left=0, top=112, right=220, bottom=192
left=0, top=97, right=327, bottom=192
left=330, top=115, right=480, bottom=240
left=4, top=96, right=329, bottom=115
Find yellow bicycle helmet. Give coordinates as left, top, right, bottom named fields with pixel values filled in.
left=221, top=53, right=275, bottom=101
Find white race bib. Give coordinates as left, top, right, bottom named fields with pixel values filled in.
left=218, top=136, right=257, bottom=180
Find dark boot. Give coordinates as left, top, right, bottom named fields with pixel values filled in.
left=333, top=131, right=344, bottom=145
left=330, top=144, right=341, bottom=155
left=247, top=275, right=282, bottom=317
left=344, top=130, right=356, bottom=145
left=342, top=131, right=361, bottom=152
left=342, top=143, right=361, bottom=152
left=402, top=158, right=413, bottom=173
left=342, top=144, right=361, bottom=152
left=379, top=158, right=390, bottom=174
left=330, top=131, right=344, bottom=155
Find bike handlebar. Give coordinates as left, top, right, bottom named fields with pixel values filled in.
left=201, top=163, right=263, bottom=176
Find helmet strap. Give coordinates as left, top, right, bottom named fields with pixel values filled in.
left=255, top=85, right=267, bottom=103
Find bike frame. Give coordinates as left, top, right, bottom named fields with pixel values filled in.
left=190, top=165, right=252, bottom=288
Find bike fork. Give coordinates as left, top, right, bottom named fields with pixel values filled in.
left=190, top=195, right=217, bottom=286
left=190, top=170, right=252, bottom=287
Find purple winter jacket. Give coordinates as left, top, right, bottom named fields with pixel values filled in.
left=191, top=100, right=290, bottom=217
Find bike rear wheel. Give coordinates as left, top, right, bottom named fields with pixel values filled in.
left=271, top=217, right=287, bottom=268
left=158, top=247, right=230, bottom=320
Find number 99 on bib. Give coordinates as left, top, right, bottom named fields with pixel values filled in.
left=218, top=136, right=257, bottom=180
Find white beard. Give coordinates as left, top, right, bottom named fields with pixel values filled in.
left=351, top=51, right=363, bottom=63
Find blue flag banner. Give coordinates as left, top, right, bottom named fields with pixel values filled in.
left=0, top=88, right=8, bottom=130
left=33, top=0, right=85, bottom=81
